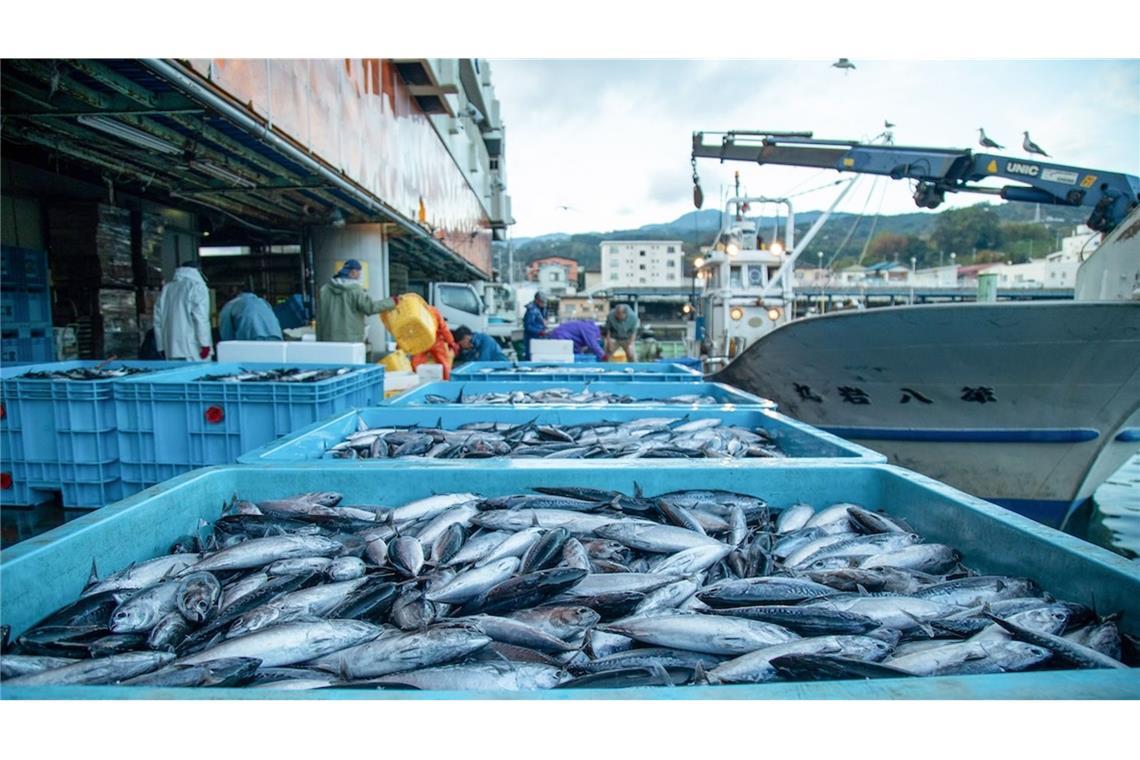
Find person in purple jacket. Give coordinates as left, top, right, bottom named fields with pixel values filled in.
left=546, top=319, right=606, bottom=361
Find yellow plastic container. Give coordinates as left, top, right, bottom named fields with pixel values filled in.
left=609, top=347, right=628, bottom=363
left=381, top=293, right=436, bottom=354
left=380, top=349, right=413, bottom=373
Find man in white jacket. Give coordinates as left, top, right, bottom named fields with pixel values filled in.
left=154, top=263, right=213, bottom=360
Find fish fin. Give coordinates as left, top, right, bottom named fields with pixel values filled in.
left=691, top=661, right=709, bottom=686
left=856, top=584, right=870, bottom=596
left=901, top=611, right=936, bottom=639
left=85, top=559, right=100, bottom=587
left=648, top=660, right=673, bottom=685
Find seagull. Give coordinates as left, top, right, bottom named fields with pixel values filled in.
left=884, top=120, right=896, bottom=128
left=1022, top=131, right=1049, bottom=157
left=977, top=128, right=1004, bottom=149
left=832, top=58, right=856, bottom=71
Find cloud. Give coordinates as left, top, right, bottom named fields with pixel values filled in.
left=491, top=59, right=1140, bottom=237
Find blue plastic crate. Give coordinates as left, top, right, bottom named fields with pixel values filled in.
left=114, top=362, right=384, bottom=486
left=451, top=360, right=703, bottom=382
left=0, top=289, right=52, bottom=327
left=1, top=246, right=49, bottom=291
left=0, top=361, right=187, bottom=508
left=391, top=380, right=776, bottom=408
left=573, top=354, right=598, bottom=363
left=1, top=327, right=55, bottom=365
left=2, top=463, right=1137, bottom=699
left=239, top=405, right=884, bottom=464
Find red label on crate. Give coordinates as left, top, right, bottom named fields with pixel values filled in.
left=1, top=472, right=12, bottom=490
left=204, top=406, right=225, bottom=424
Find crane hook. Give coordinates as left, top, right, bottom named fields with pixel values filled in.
left=691, top=155, right=704, bottom=209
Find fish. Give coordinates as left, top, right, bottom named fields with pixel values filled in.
left=708, top=635, right=893, bottom=684
left=367, top=661, right=569, bottom=691
left=600, top=612, right=800, bottom=655
left=5, top=651, right=176, bottom=686
left=179, top=620, right=382, bottom=668
left=426, top=558, right=521, bottom=605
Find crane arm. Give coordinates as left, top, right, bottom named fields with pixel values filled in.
left=692, top=131, right=1140, bottom=233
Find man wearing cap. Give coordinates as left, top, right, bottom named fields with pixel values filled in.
left=522, top=291, right=548, bottom=361
left=316, top=259, right=398, bottom=343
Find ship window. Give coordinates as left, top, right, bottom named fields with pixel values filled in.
left=730, top=266, right=743, bottom=289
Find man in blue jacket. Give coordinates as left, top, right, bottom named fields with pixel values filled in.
left=522, top=291, right=548, bottom=360
left=453, top=325, right=507, bottom=363
left=218, top=286, right=284, bottom=341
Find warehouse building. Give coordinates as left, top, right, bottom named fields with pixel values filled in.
left=1, top=58, right=512, bottom=360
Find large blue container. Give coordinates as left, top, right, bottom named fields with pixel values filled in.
left=392, top=380, right=775, bottom=408
left=1, top=463, right=1136, bottom=699
left=113, top=362, right=384, bottom=491
left=238, top=406, right=884, bottom=464
left=0, top=361, right=187, bottom=508
left=451, top=361, right=702, bottom=382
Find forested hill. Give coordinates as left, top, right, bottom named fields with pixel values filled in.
left=495, top=203, right=1089, bottom=275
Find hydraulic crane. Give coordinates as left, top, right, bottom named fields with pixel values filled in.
left=691, top=131, right=1140, bottom=233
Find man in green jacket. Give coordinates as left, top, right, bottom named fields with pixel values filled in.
left=603, top=303, right=640, bottom=361
left=316, top=259, right=398, bottom=342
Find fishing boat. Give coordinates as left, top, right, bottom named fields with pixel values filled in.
left=716, top=205, right=1140, bottom=527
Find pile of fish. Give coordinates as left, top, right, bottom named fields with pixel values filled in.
left=198, top=367, right=354, bottom=383
left=423, top=387, right=720, bottom=405
left=328, top=417, right=783, bottom=460
left=16, top=366, right=153, bottom=381
left=3, top=488, right=1133, bottom=691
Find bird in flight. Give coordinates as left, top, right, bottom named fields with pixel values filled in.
left=1022, top=132, right=1049, bottom=157
left=977, top=128, right=1004, bottom=149
left=884, top=120, right=896, bottom=128
left=832, top=58, right=856, bottom=72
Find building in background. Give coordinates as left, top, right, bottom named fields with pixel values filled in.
left=600, top=240, right=683, bottom=288
left=558, top=296, right=609, bottom=323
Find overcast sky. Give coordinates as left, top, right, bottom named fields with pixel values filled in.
left=489, top=59, right=1140, bottom=238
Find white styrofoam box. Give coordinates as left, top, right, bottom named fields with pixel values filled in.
left=216, top=341, right=288, bottom=363
left=286, top=341, right=366, bottom=364
left=384, top=371, right=420, bottom=393
left=529, top=339, right=573, bottom=360
left=415, top=364, right=445, bottom=382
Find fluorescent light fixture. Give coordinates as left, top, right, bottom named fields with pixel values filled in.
left=77, top=115, right=180, bottom=155
left=189, top=159, right=257, bottom=189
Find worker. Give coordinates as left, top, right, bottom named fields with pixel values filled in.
left=218, top=285, right=284, bottom=342
left=603, top=303, right=639, bottom=362
left=453, top=325, right=507, bottom=363
left=522, top=291, right=548, bottom=360
left=154, top=261, right=212, bottom=361
left=546, top=319, right=606, bottom=361
left=316, top=259, right=397, bottom=343
left=410, top=304, right=459, bottom=380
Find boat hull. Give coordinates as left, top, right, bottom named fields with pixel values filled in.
left=716, top=301, right=1140, bottom=527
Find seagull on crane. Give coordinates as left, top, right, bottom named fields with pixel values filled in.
left=977, top=128, right=1004, bottom=149
left=1022, top=131, right=1050, bottom=157
left=832, top=58, right=856, bottom=72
